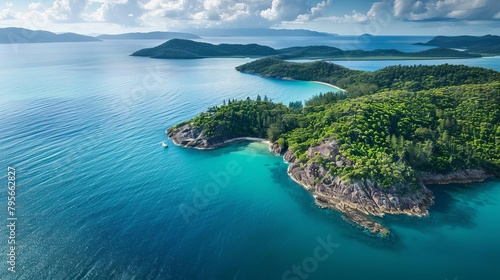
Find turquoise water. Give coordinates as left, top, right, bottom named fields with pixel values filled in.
left=0, top=40, right=499, bottom=279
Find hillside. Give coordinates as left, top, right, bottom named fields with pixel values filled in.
left=236, top=57, right=500, bottom=96
left=132, top=39, right=481, bottom=60
left=131, top=39, right=279, bottom=59
left=0, top=27, right=100, bottom=44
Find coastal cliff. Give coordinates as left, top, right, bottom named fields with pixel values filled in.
left=167, top=124, right=216, bottom=149
left=283, top=141, right=434, bottom=235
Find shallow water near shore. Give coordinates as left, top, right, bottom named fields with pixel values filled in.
left=0, top=39, right=499, bottom=279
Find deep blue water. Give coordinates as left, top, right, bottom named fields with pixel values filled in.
left=0, top=38, right=499, bottom=280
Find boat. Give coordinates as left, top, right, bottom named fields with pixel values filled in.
left=162, top=141, right=168, bottom=148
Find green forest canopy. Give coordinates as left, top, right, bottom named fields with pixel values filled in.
left=236, top=57, right=500, bottom=97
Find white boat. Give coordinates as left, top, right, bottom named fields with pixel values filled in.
left=162, top=141, right=168, bottom=148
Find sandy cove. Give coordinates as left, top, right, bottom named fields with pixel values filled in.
left=312, top=81, right=347, bottom=92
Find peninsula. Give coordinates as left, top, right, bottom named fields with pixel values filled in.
left=131, top=39, right=481, bottom=60
left=167, top=61, right=500, bottom=235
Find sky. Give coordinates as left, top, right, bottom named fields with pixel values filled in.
left=0, top=0, right=499, bottom=35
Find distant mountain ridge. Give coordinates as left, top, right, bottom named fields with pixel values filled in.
left=184, top=28, right=336, bottom=37
left=416, top=35, right=500, bottom=55
left=0, top=27, right=100, bottom=44
left=131, top=39, right=482, bottom=60
left=97, top=31, right=200, bottom=40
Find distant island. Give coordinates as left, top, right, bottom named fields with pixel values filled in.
left=97, top=31, right=200, bottom=40
left=132, top=39, right=481, bottom=60
left=0, top=27, right=100, bottom=44
left=167, top=60, right=500, bottom=235
left=416, top=35, right=500, bottom=55
left=183, top=28, right=336, bottom=37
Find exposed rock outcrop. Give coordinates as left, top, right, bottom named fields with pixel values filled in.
left=167, top=124, right=271, bottom=150
left=285, top=140, right=434, bottom=236
left=269, top=143, right=284, bottom=156
left=167, top=124, right=216, bottom=149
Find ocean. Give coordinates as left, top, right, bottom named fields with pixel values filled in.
left=0, top=37, right=499, bottom=279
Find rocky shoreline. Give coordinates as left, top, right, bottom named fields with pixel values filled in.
left=283, top=141, right=434, bottom=236
left=167, top=124, right=272, bottom=150
left=167, top=123, right=493, bottom=236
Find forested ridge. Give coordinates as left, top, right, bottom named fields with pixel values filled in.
left=179, top=62, right=500, bottom=188
left=236, top=57, right=500, bottom=97
left=132, top=39, right=482, bottom=60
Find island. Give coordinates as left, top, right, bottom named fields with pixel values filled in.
left=0, top=27, right=100, bottom=44
left=167, top=60, right=500, bottom=235
left=416, top=35, right=500, bottom=55
left=131, top=39, right=481, bottom=60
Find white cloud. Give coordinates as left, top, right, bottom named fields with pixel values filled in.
left=0, top=8, right=15, bottom=19
left=82, top=1, right=141, bottom=26
left=260, top=0, right=310, bottom=21
left=296, top=0, right=331, bottom=21
left=89, top=0, right=128, bottom=3
left=28, top=2, right=42, bottom=10
left=1, top=0, right=498, bottom=33
left=366, top=0, right=500, bottom=21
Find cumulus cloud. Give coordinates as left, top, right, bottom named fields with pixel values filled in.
left=0, top=8, right=15, bottom=20
left=28, top=2, right=43, bottom=10
left=368, top=0, right=500, bottom=22
left=260, top=0, right=310, bottom=21
left=296, top=0, right=332, bottom=21
left=88, top=0, right=129, bottom=3
left=139, top=0, right=332, bottom=26
left=2, top=0, right=497, bottom=32
left=82, top=1, right=141, bottom=25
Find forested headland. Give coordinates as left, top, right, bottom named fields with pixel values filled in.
left=168, top=61, right=500, bottom=234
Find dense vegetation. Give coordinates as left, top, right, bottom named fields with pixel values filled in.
left=416, top=35, right=500, bottom=55
left=237, top=58, right=500, bottom=97
left=132, top=39, right=481, bottom=59
left=182, top=63, right=500, bottom=188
